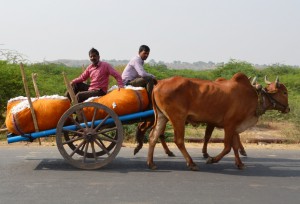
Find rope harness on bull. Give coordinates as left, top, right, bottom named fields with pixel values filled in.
left=252, top=75, right=288, bottom=116
left=255, top=88, right=288, bottom=116
left=256, top=89, right=265, bottom=116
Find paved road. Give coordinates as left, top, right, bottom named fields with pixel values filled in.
left=0, top=144, right=299, bottom=204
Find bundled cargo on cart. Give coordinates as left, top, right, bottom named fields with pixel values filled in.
left=5, top=86, right=149, bottom=135
left=83, top=86, right=149, bottom=120
left=5, top=95, right=71, bottom=135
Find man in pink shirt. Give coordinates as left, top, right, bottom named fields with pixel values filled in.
left=69, top=48, right=124, bottom=102
left=121, top=45, right=157, bottom=106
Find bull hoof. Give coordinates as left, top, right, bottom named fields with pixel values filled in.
left=133, top=146, right=142, bottom=155
left=236, top=163, right=245, bottom=170
left=206, top=157, right=214, bottom=164
left=203, top=153, right=209, bottom=159
left=167, top=151, right=175, bottom=157
left=133, top=148, right=140, bottom=155
left=148, top=163, right=157, bottom=170
left=239, top=149, right=247, bottom=157
left=188, top=163, right=199, bottom=171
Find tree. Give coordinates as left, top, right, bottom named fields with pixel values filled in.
left=0, top=48, right=28, bottom=64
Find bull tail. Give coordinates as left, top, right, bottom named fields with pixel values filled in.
left=151, top=90, right=159, bottom=128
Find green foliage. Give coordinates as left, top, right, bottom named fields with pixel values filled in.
left=145, top=63, right=211, bottom=80
left=212, top=59, right=259, bottom=79
left=0, top=61, right=24, bottom=118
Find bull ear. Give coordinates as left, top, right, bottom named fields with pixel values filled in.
left=256, top=84, right=262, bottom=91
left=264, top=76, right=271, bottom=85
left=251, top=76, right=257, bottom=85
left=275, top=76, right=280, bottom=88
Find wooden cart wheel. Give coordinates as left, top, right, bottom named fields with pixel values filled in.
left=56, top=102, right=123, bottom=170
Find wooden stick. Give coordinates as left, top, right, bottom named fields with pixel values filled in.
left=82, top=64, right=87, bottom=83
left=20, top=63, right=40, bottom=141
left=0, top=128, right=8, bottom=133
left=62, top=72, right=82, bottom=121
left=31, top=73, right=41, bottom=145
left=32, top=73, right=40, bottom=98
left=62, top=72, right=78, bottom=105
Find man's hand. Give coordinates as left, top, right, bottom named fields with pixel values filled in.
left=118, top=85, right=124, bottom=91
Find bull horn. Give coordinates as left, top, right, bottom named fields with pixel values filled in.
left=275, top=76, right=280, bottom=88
left=264, top=76, right=271, bottom=85
left=251, top=76, right=257, bottom=85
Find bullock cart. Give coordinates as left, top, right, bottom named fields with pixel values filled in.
left=7, top=102, right=154, bottom=170
left=6, top=64, right=154, bottom=169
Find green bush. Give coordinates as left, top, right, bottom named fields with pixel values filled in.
left=212, top=59, right=259, bottom=79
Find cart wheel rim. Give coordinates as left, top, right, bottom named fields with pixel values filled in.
left=56, top=102, right=123, bottom=170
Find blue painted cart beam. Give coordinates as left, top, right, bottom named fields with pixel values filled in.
left=7, top=110, right=154, bottom=144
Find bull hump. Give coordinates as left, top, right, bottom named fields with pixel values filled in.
left=232, top=73, right=249, bottom=83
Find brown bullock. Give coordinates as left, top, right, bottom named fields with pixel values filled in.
left=147, top=73, right=289, bottom=170
left=134, top=76, right=258, bottom=158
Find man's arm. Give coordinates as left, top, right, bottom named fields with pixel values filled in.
left=71, top=67, right=90, bottom=84
left=108, top=65, right=124, bottom=88
left=133, top=58, right=155, bottom=78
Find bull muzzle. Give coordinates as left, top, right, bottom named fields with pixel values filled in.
left=281, top=105, right=290, bottom=114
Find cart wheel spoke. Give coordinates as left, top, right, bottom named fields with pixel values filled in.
left=62, top=135, right=85, bottom=145
left=83, top=141, right=89, bottom=163
left=67, top=115, right=84, bottom=130
left=91, top=142, right=98, bottom=161
left=79, top=109, right=89, bottom=128
left=91, top=108, right=98, bottom=129
left=98, top=133, right=117, bottom=143
left=94, top=115, right=111, bottom=131
left=94, top=139, right=110, bottom=156
left=98, top=127, right=118, bottom=134
left=69, top=140, right=86, bottom=157
left=63, top=128, right=84, bottom=136
left=80, top=141, right=86, bottom=151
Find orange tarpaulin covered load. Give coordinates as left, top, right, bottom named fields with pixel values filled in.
left=83, top=86, right=149, bottom=120
left=5, top=95, right=71, bottom=135
left=6, top=96, right=27, bottom=114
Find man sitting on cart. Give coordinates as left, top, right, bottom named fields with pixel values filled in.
left=121, top=45, right=157, bottom=107
left=67, top=48, right=124, bottom=103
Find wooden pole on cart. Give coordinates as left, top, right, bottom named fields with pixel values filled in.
left=20, top=63, right=41, bottom=145
left=62, top=72, right=83, bottom=121
left=82, top=65, right=87, bottom=83
left=62, top=72, right=78, bottom=105
left=0, top=128, right=8, bottom=133
left=31, top=73, right=42, bottom=145
left=32, top=73, right=40, bottom=97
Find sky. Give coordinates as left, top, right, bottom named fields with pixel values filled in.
left=1, top=0, right=300, bottom=66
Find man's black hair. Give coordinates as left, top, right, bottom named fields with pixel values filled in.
left=89, top=48, right=99, bottom=56
left=139, top=45, right=150, bottom=53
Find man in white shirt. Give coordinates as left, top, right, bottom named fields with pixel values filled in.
left=122, top=45, right=157, bottom=107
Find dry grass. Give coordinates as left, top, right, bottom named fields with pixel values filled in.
left=166, top=121, right=300, bottom=144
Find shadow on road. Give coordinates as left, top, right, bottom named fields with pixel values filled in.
left=31, top=155, right=300, bottom=178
